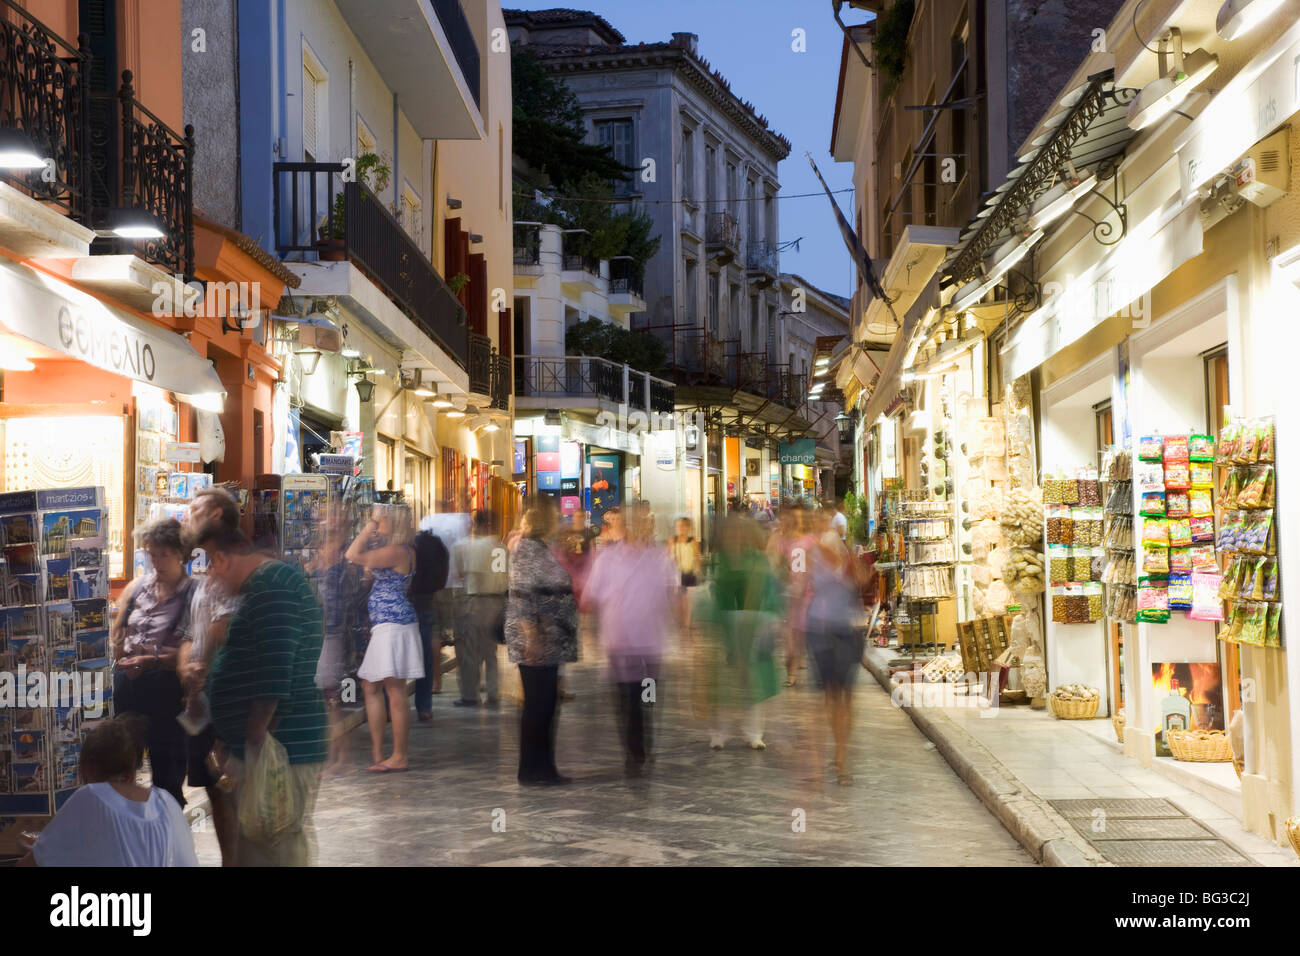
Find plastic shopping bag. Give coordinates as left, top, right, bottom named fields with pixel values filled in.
left=237, top=735, right=299, bottom=844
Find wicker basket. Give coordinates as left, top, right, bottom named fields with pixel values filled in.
left=1049, top=692, right=1100, bottom=720
left=1166, top=728, right=1233, bottom=763
left=1112, top=708, right=1126, bottom=743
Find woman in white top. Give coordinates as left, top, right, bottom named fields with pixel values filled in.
left=19, top=715, right=198, bottom=867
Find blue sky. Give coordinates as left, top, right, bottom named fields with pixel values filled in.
left=507, top=0, right=861, bottom=299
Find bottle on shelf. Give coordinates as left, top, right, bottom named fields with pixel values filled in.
left=1158, top=678, right=1192, bottom=757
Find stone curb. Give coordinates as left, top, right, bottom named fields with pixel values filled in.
left=861, top=650, right=1109, bottom=867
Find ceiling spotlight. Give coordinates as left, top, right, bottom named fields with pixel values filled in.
left=481, top=422, right=500, bottom=433
left=445, top=407, right=466, bottom=418
left=1126, top=29, right=1218, bottom=131
left=1216, top=0, right=1284, bottom=40
left=0, top=127, right=44, bottom=169
left=1026, top=164, right=1097, bottom=231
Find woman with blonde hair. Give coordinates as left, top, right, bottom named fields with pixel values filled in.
left=346, top=503, right=423, bottom=772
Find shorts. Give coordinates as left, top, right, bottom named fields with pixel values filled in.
left=807, top=622, right=865, bottom=691
left=187, top=723, right=219, bottom=789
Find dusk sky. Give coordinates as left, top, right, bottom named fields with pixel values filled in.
left=507, top=0, right=864, bottom=299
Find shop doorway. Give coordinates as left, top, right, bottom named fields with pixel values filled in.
left=1203, top=344, right=1241, bottom=716
left=1097, top=399, right=1125, bottom=712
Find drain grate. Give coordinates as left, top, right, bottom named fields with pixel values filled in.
left=1049, top=798, right=1255, bottom=867
left=1096, top=840, right=1251, bottom=866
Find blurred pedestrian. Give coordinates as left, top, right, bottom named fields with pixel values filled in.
left=411, top=520, right=450, bottom=720
left=451, top=510, right=508, bottom=707
left=110, top=518, right=195, bottom=808
left=584, top=505, right=677, bottom=774
left=202, top=523, right=327, bottom=866
left=177, top=488, right=242, bottom=864
left=505, top=500, right=578, bottom=786
left=305, top=505, right=357, bottom=772
left=346, top=504, right=423, bottom=772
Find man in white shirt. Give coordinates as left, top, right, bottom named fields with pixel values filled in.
left=830, top=499, right=848, bottom=541
left=451, top=510, right=508, bottom=707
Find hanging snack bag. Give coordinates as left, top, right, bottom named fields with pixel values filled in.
left=1188, top=434, right=1216, bottom=462
left=1169, top=547, right=1192, bottom=574
left=1166, top=491, right=1190, bottom=517
left=1220, top=469, right=1242, bottom=509
left=1217, top=510, right=1243, bottom=551
left=1142, top=544, right=1170, bottom=575
left=1188, top=570, right=1225, bottom=622
left=1262, top=559, right=1279, bottom=602
left=1139, top=435, right=1165, bottom=461
left=1190, top=514, right=1216, bottom=543
left=1137, top=461, right=1166, bottom=493
left=1163, top=461, right=1191, bottom=490
left=1168, top=572, right=1193, bottom=610
left=1140, top=491, right=1166, bottom=517
left=1188, top=489, right=1213, bottom=518
left=1142, top=517, right=1170, bottom=547
left=1244, top=509, right=1274, bottom=554
left=1240, top=423, right=1260, bottom=464
left=1216, top=422, right=1240, bottom=465
left=1242, top=602, right=1268, bottom=646
left=1238, top=465, right=1272, bottom=509
left=1163, top=435, right=1190, bottom=463
left=1137, top=577, right=1170, bottom=623
left=1168, top=517, right=1192, bottom=548
left=1257, top=418, right=1276, bottom=464
left=1267, top=603, right=1282, bottom=647
left=1242, top=556, right=1265, bottom=601
left=1189, top=461, right=1214, bottom=489
left=1190, top=543, right=1218, bottom=571
left=1218, top=556, right=1241, bottom=600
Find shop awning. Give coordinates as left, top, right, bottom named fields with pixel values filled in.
left=0, top=257, right=226, bottom=410
left=859, top=273, right=941, bottom=426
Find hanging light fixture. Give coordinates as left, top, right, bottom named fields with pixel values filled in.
left=1026, top=162, right=1097, bottom=231
left=294, top=349, right=322, bottom=375
left=951, top=223, right=1042, bottom=311
left=0, top=127, right=44, bottom=169
left=109, top=207, right=166, bottom=239
left=1126, top=28, right=1218, bottom=131
left=1216, top=0, right=1284, bottom=40
left=354, top=377, right=375, bottom=403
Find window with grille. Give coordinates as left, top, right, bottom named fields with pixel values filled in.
left=402, top=183, right=423, bottom=252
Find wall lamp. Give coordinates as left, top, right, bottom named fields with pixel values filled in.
left=0, top=127, right=43, bottom=169
left=295, top=349, right=322, bottom=375
left=1126, top=28, right=1217, bottom=131
left=1026, top=162, right=1097, bottom=231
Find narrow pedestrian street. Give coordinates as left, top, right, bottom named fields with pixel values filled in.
left=192, top=649, right=1034, bottom=866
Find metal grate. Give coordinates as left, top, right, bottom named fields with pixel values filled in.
left=1049, top=798, right=1255, bottom=867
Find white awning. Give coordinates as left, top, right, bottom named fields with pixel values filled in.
left=0, top=257, right=226, bottom=410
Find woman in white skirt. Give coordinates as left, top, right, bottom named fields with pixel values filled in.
left=346, top=503, right=423, bottom=772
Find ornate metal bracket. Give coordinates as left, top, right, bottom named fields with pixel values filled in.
left=1069, top=156, right=1128, bottom=246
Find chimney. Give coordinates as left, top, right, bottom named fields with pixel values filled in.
left=672, top=32, right=698, bottom=55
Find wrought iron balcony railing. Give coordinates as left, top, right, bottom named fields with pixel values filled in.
left=118, top=71, right=194, bottom=279
left=273, top=161, right=468, bottom=370
left=432, top=0, right=480, bottom=110
left=562, top=252, right=599, bottom=275
left=609, top=259, right=643, bottom=297
left=513, top=354, right=674, bottom=412
left=705, top=212, right=739, bottom=262
left=468, top=331, right=492, bottom=396
left=513, top=223, right=540, bottom=266
left=745, top=239, right=779, bottom=277
left=490, top=351, right=510, bottom=410
left=0, top=0, right=90, bottom=223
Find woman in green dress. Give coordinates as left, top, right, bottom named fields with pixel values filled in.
left=698, top=515, right=784, bottom=750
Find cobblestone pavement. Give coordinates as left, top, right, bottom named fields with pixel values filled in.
left=194, top=643, right=1035, bottom=866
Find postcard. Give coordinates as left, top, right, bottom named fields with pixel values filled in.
left=5, top=573, right=41, bottom=606
left=73, top=598, right=108, bottom=634
left=45, top=603, right=74, bottom=649
left=70, top=544, right=103, bottom=570
left=12, top=760, right=45, bottom=793
left=71, top=567, right=108, bottom=600
left=0, top=605, right=41, bottom=639
left=12, top=730, right=45, bottom=761
left=75, top=628, right=108, bottom=662
left=3, top=543, right=39, bottom=576
left=12, top=709, right=44, bottom=732
left=43, top=557, right=70, bottom=602
left=0, top=513, right=36, bottom=548
left=53, top=708, right=80, bottom=744
left=7, top=636, right=45, bottom=671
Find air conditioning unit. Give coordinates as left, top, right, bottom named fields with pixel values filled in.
left=1233, top=128, right=1288, bottom=208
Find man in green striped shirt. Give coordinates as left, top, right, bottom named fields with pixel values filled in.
left=200, top=523, right=328, bottom=866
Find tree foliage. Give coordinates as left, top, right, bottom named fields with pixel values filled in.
left=565, top=318, right=668, bottom=377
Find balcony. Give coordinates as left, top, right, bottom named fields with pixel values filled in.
left=745, top=239, right=779, bottom=287
left=705, top=212, right=739, bottom=264
left=514, top=223, right=541, bottom=273
left=273, top=161, right=468, bottom=370
left=513, top=354, right=674, bottom=414
left=490, top=350, right=510, bottom=411
left=468, top=331, right=492, bottom=396
left=333, top=0, right=480, bottom=138
left=560, top=246, right=600, bottom=295
left=608, top=258, right=645, bottom=318
left=0, top=0, right=91, bottom=228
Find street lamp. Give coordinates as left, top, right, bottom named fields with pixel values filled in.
left=835, top=411, right=853, bottom=443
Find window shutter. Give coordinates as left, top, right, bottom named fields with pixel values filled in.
left=302, top=67, right=318, bottom=160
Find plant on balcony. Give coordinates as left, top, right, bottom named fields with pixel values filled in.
left=566, top=318, right=667, bottom=378
left=874, top=0, right=915, bottom=98
left=447, top=272, right=471, bottom=294
left=317, top=153, right=392, bottom=256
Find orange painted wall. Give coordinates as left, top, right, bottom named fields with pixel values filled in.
left=4, top=360, right=130, bottom=405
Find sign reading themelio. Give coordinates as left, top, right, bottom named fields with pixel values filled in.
left=778, top=439, right=816, bottom=466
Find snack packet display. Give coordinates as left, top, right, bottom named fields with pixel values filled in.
left=1139, top=435, right=1164, bottom=461
left=1137, top=462, right=1166, bottom=493
left=1141, top=544, right=1170, bottom=575
left=1217, top=511, right=1243, bottom=551
left=1190, top=514, right=1216, bottom=542
left=1262, top=559, right=1279, bottom=602
left=1237, top=465, right=1274, bottom=509
left=1142, top=518, right=1169, bottom=546
left=1188, top=434, right=1215, bottom=461
left=1163, top=462, right=1191, bottom=490
left=1167, top=518, right=1192, bottom=548
left=1220, top=469, right=1241, bottom=509
left=1257, top=419, right=1276, bottom=463
left=1137, top=577, right=1171, bottom=623
left=1140, top=491, right=1166, bottom=517
left=1188, top=570, right=1225, bottom=622
left=1241, top=602, right=1268, bottom=645
left=1168, top=572, right=1193, bottom=610
left=1242, top=510, right=1274, bottom=554
left=1267, top=603, right=1282, bottom=647
left=1190, top=543, right=1218, bottom=570
left=1240, top=424, right=1259, bottom=463
left=1169, top=547, right=1192, bottom=573
left=1165, top=491, right=1190, bottom=517
left=1216, top=423, right=1240, bottom=464
left=1189, top=462, right=1214, bottom=488
left=1188, top=489, right=1213, bottom=517
left=1163, top=435, right=1190, bottom=463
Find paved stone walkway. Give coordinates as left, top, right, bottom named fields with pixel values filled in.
left=193, top=644, right=1034, bottom=866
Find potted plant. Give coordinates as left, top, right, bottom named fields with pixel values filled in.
left=316, top=152, right=391, bottom=261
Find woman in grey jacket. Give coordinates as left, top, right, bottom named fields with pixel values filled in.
left=505, top=498, right=579, bottom=785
